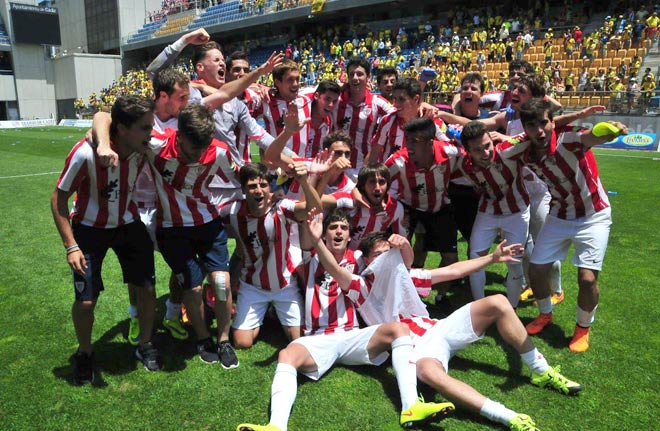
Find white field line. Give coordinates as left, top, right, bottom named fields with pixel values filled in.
left=0, top=171, right=60, bottom=180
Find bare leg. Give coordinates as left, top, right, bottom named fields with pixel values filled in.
left=233, top=328, right=260, bottom=349
left=417, top=357, right=487, bottom=413
left=72, top=299, right=96, bottom=353
left=182, top=286, right=210, bottom=340
left=133, top=282, right=156, bottom=344
left=470, top=295, right=534, bottom=354
left=577, top=267, right=599, bottom=312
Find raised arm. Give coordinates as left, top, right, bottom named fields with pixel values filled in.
left=428, top=240, right=524, bottom=284
left=555, top=105, right=606, bottom=128
left=291, top=161, right=323, bottom=221
left=90, top=112, right=116, bottom=167
left=581, top=121, right=628, bottom=148
left=203, top=52, right=284, bottom=110
left=146, top=28, right=210, bottom=79
left=262, top=101, right=308, bottom=168
left=387, top=234, right=414, bottom=269
left=302, top=210, right=354, bottom=292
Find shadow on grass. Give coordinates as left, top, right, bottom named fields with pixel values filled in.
left=517, top=317, right=568, bottom=350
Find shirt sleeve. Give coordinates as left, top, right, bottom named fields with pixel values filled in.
left=57, top=143, right=91, bottom=193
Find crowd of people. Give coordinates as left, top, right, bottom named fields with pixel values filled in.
left=57, top=4, right=633, bottom=430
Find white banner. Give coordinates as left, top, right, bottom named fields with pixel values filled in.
left=0, top=119, right=56, bottom=128
left=58, top=119, right=93, bottom=128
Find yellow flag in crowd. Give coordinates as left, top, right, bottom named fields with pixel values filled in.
left=311, top=0, right=326, bottom=14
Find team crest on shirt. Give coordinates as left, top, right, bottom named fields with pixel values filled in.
left=100, top=179, right=119, bottom=201
left=247, top=231, right=262, bottom=249
left=361, top=107, right=372, bottom=118
left=316, top=272, right=333, bottom=294
left=343, top=263, right=355, bottom=274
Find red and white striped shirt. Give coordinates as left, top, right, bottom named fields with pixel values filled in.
left=519, top=126, right=610, bottom=219
left=334, top=88, right=395, bottom=169
left=225, top=199, right=299, bottom=291
left=306, top=115, right=333, bottom=158
left=298, top=249, right=366, bottom=335
left=385, top=140, right=460, bottom=213
left=148, top=128, right=237, bottom=227
left=57, top=139, right=142, bottom=229
left=400, top=268, right=438, bottom=337
left=336, top=193, right=407, bottom=250
left=253, top=94, right=312, bottom=157
left=372, top=113, right=448, bottom=162
left=235, top=87, right=269, bottom=164
left=457, top=141, right=530, bottom=215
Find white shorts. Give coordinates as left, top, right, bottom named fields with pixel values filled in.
left=291, top=325, right=389, bottom=380
left=469, top=208, right=530, bottom=254
left=530, top=208, right=611, bottom=271
left=138, top=206, right=158, bottom=250
left=411, top=303, right=483, bottom=371
left=232, top=281, right=303, bottom=330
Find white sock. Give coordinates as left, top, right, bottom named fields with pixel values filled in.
left=576, top=305, right=597, bottom=327
left=165, top=298, right=182, bottom=320
left=128, top=304, right=138, bottom=319
left=480, top=398, right=517, bottom=425
left=391, top=336, right=418, bottom=411
left=269, top=363, right=298, bottom=431
left=537, top=297, right=553, bottom=314
left=520, top=348, right=549, bottom=374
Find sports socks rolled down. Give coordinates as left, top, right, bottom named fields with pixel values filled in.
left=480, top=398, right=517, bottom=424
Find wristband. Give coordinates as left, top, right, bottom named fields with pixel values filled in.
left=171, top=37, right=186, bottom=52
left=65, top=244, right=79, bottom=251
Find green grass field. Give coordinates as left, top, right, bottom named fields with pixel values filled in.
left=1, top=126, right=658, bottom=430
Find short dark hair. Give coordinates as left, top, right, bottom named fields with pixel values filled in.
left=177, top=104, right=215, bottom=149
left=520, top=99, right=554, bottom=125
left=273, top=59, right=299, bottom=82
left=153, top=68, right=189, bottom=98
left=376, top=67, right=398, bottom=84
left=110, top=95, right=155, bottom=136
left=461, top=72, right=485, bottom=94
left=460, top=120, right=489, bottom=149
left=193, top=41, right=222, bottom=66
left=508, top=59, right=535, bottom=75
left=322, top=131, right=352, bottom=150
left=226, top=50, right=249, bottom=70
left=323, top=207, right=352, bottom=235
left=315, top=79, right=341, bottom=95
left=356, top=163, right=391, bottom=195
left=515, top=74, right=545, bottom=98
left=393, top=77, right=422, bottom=99
left=346, top=56, right=371, bottom=76
left=403, top=117, right=436, bottom=140
left=239, top=162, right=269, bottom=187
left=358, top=231, right=390, bottom=258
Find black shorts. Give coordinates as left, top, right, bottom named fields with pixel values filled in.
left=408, top=206, right=458, bottom=253
left=447, top=183, right=479, bottom=242
left=72, top=221, right=155, bottom=301
left=157, top=217, right=229, bottom=290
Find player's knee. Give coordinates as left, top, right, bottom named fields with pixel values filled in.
left=577, top=269, right=598, bottom=289
left=232, top=329, right=255, bottom=349
left=383, top=322, right=410, bottom=340
left=416, top=358, right=447, bottom=386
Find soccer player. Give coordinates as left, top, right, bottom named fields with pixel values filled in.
left=358, top=232, right=582, bottom=431
left=384, top=116, right=460, bottom=280
left=225, top=160, right=322, bottom=349
left=335, top=56, right=396, bottom=178
left=457, top=121, right=529, bottom=306
left=236, top=209, right=455, bottom=431
left=518, top=99, right=627, bottom=352
left=52, top=96, right=161, bottom=384
left=368, top=77, right=448, bottom=163
left=376, top=66, right=398, bottom=102
left=305, top=80, right=341, bottom=158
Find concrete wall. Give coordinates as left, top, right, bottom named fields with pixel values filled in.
left=12, top=43, right=56, bottom=118
left=52, top=53, right=122, bottom=100
left=0, top=74, right=15, bottom=100
left=56, top=0, right=88, bottom=53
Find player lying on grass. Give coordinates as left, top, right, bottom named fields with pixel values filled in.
left=236, top=208, right=455, bottom=431
left=356, top=231, right=582, bottom=431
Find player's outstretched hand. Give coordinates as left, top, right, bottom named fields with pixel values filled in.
left=309, top=149, right=332, bottom=174
left=288, top=160, right=308, bottom=179
left=388, top=234, right=411, bottom=250
left=260, top=51, right=285, bottom=75
left=283, top=101, right=310, bottom=133
left=183, top=28, right=210, bottom=45
left=492, top=240, right=524, bottom=264
left=304, top=207, right=323, bottom=243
